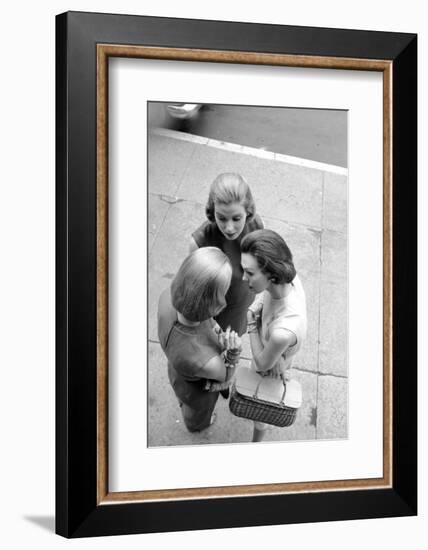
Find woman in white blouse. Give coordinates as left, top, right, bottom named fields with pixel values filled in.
left=240, top=229, right=307, bottom=442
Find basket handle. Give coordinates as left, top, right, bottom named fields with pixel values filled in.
left=280, top=373, right=287, bottom=404
left=253, top=373, right=287, bottom=404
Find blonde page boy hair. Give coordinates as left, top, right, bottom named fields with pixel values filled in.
left=171, top=247, right=232, bottom=322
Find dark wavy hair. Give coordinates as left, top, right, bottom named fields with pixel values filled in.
left=205, top=173, right=256, bottom=222
left=240, top=229, right=296, bottom=284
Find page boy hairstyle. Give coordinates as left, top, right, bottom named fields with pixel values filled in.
left=240, top=229, right=296, bottom=284
left=171, top=247, right=232, bottom=322
left=205, top=173, right=256, bottom=222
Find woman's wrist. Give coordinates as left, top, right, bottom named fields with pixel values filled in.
left=247, top=323, right=258, bottom=334
left=223, top=348, right=241, bottom=366
left=247, top=309, right=256, bottom=322
left=247, top=309, right=258, bottom=334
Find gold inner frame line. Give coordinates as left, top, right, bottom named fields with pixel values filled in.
left=96, top=44, right=393, bottom=505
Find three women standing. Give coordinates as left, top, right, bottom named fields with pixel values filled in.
left=157, top=173, right=306, bottom=441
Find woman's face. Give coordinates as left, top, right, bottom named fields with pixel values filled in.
left=214, top=202, right=247, bottom=240
left=241, top=252, right=271, bottom=293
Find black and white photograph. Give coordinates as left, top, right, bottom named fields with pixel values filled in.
left=147, top=102, right=348, bottom=447
left=0, top=0, right=420, bottom=546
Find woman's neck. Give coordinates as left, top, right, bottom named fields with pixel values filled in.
left=267, top=282, right=291, bottom=300
left=177, top=312, right=200, bottom=326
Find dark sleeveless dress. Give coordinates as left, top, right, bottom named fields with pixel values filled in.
left=157, top=289, right=223, bottom=432
left=192, top=214, right=263, bottom=335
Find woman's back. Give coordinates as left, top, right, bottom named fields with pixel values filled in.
left=157, top=289, right=221, bottom=380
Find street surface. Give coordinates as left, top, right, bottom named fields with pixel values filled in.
left=149, top=103, right=347, bottom=167
left=147, top=126, right=348, bottom=447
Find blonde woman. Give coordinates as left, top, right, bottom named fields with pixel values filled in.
left=158, top=247, right=242, bottom=433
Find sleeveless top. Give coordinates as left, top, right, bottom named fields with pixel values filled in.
left=157, top=289, right=222, bottom=381
left=192, top=214, right=264, bottom=308
left=259, top=275, right=307, bottom=369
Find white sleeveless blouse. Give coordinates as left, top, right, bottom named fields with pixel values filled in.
left=259, top=274, right=307, bottom=370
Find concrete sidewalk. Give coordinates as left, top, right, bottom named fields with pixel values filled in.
left=147, top=128, right=348, bottom=447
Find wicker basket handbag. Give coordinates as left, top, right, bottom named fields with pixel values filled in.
left=229, top=366, right=302, bottom=427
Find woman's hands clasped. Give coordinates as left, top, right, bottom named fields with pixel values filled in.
left=217, top=325, right=242, bottom=356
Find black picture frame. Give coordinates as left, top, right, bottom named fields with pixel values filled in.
left=56, top=11, right=417, bottom=538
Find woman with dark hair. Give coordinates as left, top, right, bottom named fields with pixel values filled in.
left=189, top=173, right=264, bottom=336
left=241, top=229, right=307, bottom=442
left=158, top=247, right=242, bottom=433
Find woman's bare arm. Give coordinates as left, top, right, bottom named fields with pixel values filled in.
left=249, top=327, right=296, bottom=373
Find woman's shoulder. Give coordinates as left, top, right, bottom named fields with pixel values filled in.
left=270, top=279, right=307, bottom=337
left=167, top=324, right=221, bottom=376
left=157, top=289, right=177, bottom=348
left=192, top=220, right=221, bottom=247
left=247, top=213, right=264, bottom=231
left=279, top=277, right=306, bottom=316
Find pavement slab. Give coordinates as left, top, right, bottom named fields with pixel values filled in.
left=246, top=159, right=324, bottom=229
left=176, top=142, right=324, bottom=228
left=323, top=172, right=348, bottom=233
left=148, top=193, right=170, bottom=253
left=316, top=375, right=348, bottom=439
left=321, top=229, right=347, bottom=282
left=174, top=144, right=251, bottom=205
left=148, top=200, right=206, bottom=341
left=319, top=280, right=348, bottom=376
left=148, top=134, right=197, bottom=197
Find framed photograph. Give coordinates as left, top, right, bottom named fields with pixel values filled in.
left=56, top=11, right=417, bottom=538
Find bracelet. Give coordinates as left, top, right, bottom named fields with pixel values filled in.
left=224, top=350, right=240, bottom=366
left=247, top=320, right=258, bottom=332
left=226, top=349, right=240, bottom=361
